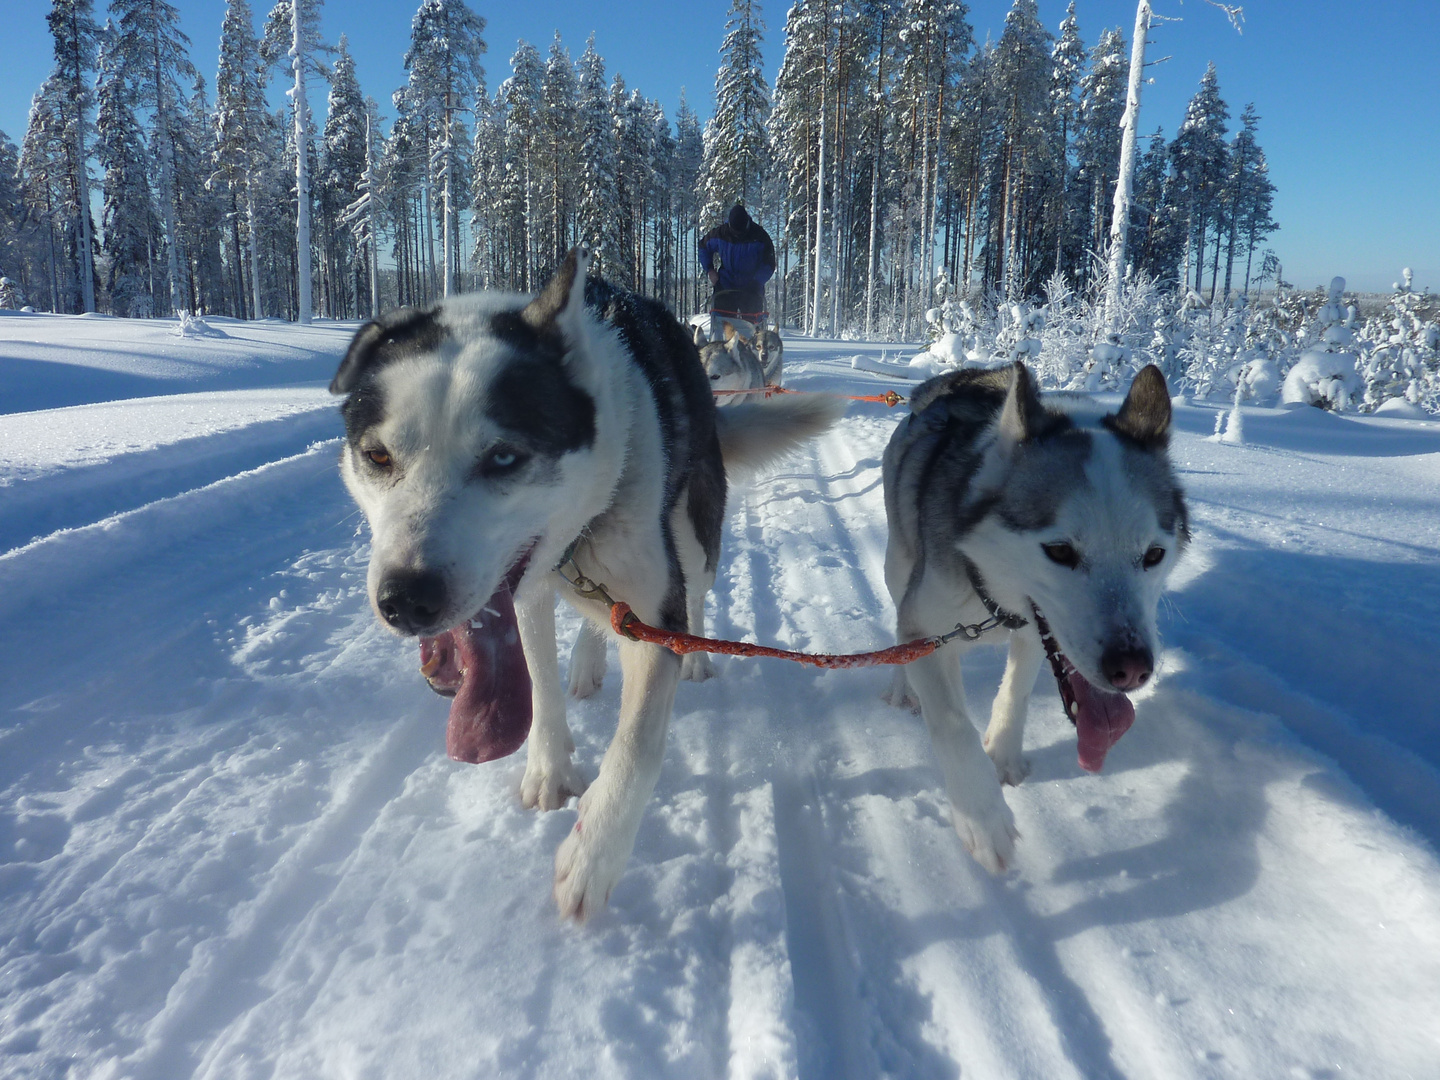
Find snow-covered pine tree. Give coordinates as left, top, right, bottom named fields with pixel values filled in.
left=94, top=26, right=157, bottom=317
left=501, top=41, right=544, bottom=292
left=262, top=0, right=326, bottom=323
left=671, top=90, right=703, bottom=315
left=947, top=39, right=998, bottom=306
left=858, top=0, right=897, bottom=336
left=987, top=0, right=1053, bottom=297
left=700, top=0, right=769, bottom=223
left=1129, top=127, right=1179, bottom=284
left=382, top=101, right=427, bottom=304
left=613, top=83, right=652, bottom=291
left=403, top=0, right=486, bottom=297
left=19, top=77, right=77, bottom=312
left=1075, top=28, right=1127, bottom=276
left=0, top=131, right=36, bottom=300
left=768, top=0, right=825, bottom=331
left=646, top=97, right=678, bottom=306
left=539, top=33, right=578, bottom=276
left=338, top=96, right=383, bottom=314
left=109, top=0, right=197, bottom=315
left=1168, top=62, right=1229, bottom=299
left=176, top=73, right=230, bottom=312
left=1048, top=1, right=1085, bottom=282
left=213, top=0, right=271, bottom=319
left=573, top=34, right=619, bottom=280
left=46, top=0, right=101, bottom=313
left=320, top=35, right=367, bottom=316
left=469, top=83, right=506, bottom=286
left=1223, top=104, right=1277, bottom=298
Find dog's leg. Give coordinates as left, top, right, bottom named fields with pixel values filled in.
left=674, top=517, right=718, bottom=683
left=983, top=627, right=1044, bottom=786
left=519, top=587, right=587, bottom=811
left=567, top=621, right=608, bottom=698
left=554, top=637, right=680, bottom=920
left=882, top=665, right=920, bottom=711
left=679, top=576, right=717, bottom=682
left=905, top=647, right=1019, bottom=874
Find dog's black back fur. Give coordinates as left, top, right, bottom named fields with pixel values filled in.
left=584, top=278, right=726, bottom=632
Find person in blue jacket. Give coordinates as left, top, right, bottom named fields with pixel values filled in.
left=699, top=204, right=776, bottom=321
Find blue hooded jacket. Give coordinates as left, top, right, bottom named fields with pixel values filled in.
left=698, top=205, right=776, bottom=296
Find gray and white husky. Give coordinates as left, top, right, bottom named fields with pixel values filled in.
left=330, top=248, right=842, bottom=920
left=883, top=362, right=1188, bottom=873
left=699, top=323, right=766, bottom=405
left=755, top=326, right=784, bottom=386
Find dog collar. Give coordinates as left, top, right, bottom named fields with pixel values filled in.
left=960, top=557, right=1030, bottom=631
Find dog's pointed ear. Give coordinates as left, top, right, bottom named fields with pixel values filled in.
left=723, top=322, right=737, bottom=343
left=1106, top=364, right=1172, bottom=448
left=522, top=245, right=590, bottom=336
left=996, top=361, right=1045, bottom=450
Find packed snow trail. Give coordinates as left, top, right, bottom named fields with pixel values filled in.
left=1, top=323, right=1439, bottom=1079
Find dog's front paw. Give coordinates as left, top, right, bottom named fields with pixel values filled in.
left=984, top=733, right=1031, bottom=787
left=680, top=652, right=718, bottom=682
left=950, top=798, right=1020, bottom=875
left=521, top=752, right=586, bottom=811
left=882, top=667, right=921, bottom=712
left=553, top=816, right=630, bottom=921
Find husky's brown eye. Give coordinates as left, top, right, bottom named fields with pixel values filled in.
left=1042, top=542, right=1080, bottom=569
left=364, top=447, right=392, bottom=468
left=1142, top=545, right=1166, bottom=569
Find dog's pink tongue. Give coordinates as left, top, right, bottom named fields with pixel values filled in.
left=1067, top=671, right=1135, bottom=773
left=420, top=588, right=532, bottom=763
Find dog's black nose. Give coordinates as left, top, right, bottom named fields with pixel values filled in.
left=1101, top=644, right=1153, bottom=691
left=377, top=571, right=448, bottom=635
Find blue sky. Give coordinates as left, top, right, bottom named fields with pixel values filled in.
left=3, top=0, right=1437, bottom=293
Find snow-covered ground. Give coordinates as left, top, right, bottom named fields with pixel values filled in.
left=2, top=312, right=1439, bottom=1080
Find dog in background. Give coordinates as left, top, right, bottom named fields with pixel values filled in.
left=755, top=326, right=783, bottom=386
left=699, top=323, right=766, bottom=405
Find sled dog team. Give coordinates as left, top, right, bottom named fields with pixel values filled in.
left=331, top=248, right=1188, bottom=919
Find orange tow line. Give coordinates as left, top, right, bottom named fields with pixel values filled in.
left=712, top=385, right=907, bottom=408
left=608, top=602, right=944, bottom=668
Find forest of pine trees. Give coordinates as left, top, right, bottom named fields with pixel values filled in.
left=1, top=0, right=1279, bottom=337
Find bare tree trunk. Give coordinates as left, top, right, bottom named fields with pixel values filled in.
left=1105, top=0, right=1152, bottom=324
left=292, top=4, right=312, bottom=324
left=810, top=13, right=829, bottom=337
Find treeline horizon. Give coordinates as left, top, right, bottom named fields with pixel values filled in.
left=0, top=0, right=1277, bottom=339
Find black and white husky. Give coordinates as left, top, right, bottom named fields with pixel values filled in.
left=331, top=248, right=842, bottom=919
left=883, top=362, right=1188, bottom=873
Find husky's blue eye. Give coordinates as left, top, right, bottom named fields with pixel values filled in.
left=478, top=446, right=528, bottom=478
left=1042, top=542, right=1080, bottom=569
left=1142, top=546, right=1166, bottom=568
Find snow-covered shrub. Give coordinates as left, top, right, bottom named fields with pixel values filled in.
left=0, top=275, right=26, bottom=309
left=1280, top=277, right=1362, bottom=410
left=1084, top=332, right=1132, bottom=392
left=1177, top=298, right=1245, bottom=400
left=1035, top=271, right=1089, bottom=386
left=1357, top=269, right=1439, bottom=414
left=1282, top=349, right=1362, bottom=409
left=1228, top=351, right=1281, bottom=403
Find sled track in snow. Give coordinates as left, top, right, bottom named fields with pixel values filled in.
left=4, top=363, right=1440, bottom=1079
